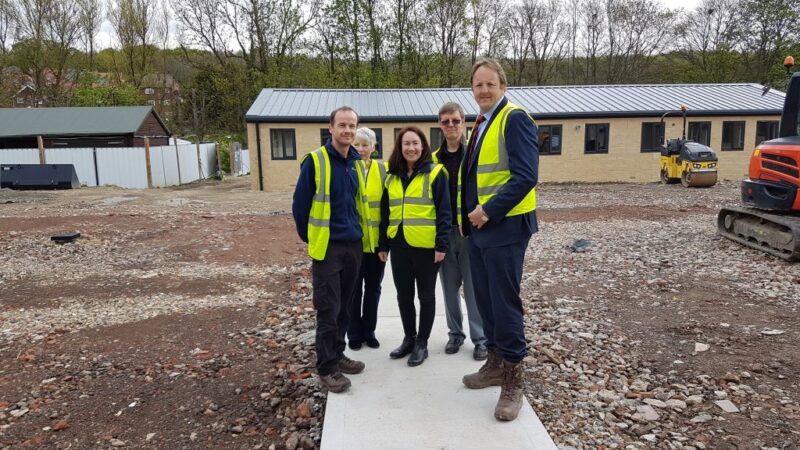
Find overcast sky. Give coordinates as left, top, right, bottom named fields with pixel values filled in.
left=94, top=0, right=703, bottom=50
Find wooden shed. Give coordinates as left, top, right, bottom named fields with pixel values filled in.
left=0, top=106, right=171, bottom=149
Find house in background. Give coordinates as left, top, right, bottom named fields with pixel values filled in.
left=12, top=84, right=40, bottom=108
left=141, top=73, right=182, bottom=123
left=0, top=106, right=171, bottom=148
left=245, top=84, right=785, bottom=191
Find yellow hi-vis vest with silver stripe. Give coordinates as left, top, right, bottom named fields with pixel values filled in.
left=302, top=147, right=371, bottom=261
left=457, top=102, right=537, bottom=225
left=361, top=159, right=388, bottom=251
left=385, top=164, right=445, bottom=249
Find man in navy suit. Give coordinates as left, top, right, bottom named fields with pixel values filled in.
left=459, top=58, right=539, bottom=422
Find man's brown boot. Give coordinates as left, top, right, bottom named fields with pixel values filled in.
left=318, top=371, right=351, bottom=393
left=338, top=356, right=365, bottom=374
left=462, top=347, right=503, bottom=389
left=494, top=360, right=524, bottom=421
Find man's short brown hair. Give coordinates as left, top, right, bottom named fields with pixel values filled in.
left=438, top=102, right=465, bottom=119
left=470, top=58, right=508, bottom=87
left=329, top=106, right=359, bottom=125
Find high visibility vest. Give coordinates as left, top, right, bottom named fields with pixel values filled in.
left=457, top=102, right=537, bottom=225
left=385, top=164, right=445, bottom=249
left=360, top=159, right=388, bottom=251
left=302, top=147, right=371, bottom=261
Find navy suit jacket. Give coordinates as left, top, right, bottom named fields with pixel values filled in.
left=461, top=97, right=539, bottom=248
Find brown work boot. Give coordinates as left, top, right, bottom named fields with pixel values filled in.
left=338, top=355, right=365, bottom=374
left=462, top=347, right=503, bottom=389
left=318, top=371, right=351, bottom=393
left=494, top=360, right=524, bottom=421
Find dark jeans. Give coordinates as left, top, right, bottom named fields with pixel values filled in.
left=468, top=238, right=530, bottom=363
left=390, top=245, right=440, bottom=341
left=312, top=240, right=363, bottom=375
left=347, top=251, right=387, bottom=343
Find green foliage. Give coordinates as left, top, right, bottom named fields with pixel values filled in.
left=72, top=76, right=146, bottom=106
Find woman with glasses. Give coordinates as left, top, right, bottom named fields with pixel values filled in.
left=378, top=126, right=451, bottom=366
left=347, top=127, right=388, bottom=350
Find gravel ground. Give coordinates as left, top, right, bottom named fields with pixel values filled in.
left=1, top=178, right=798, bottom=449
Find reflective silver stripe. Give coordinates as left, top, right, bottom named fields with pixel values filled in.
left=378, top=161, right=387, bottom=184
left=476, top=108, right=511, bottom=175
left=403, top=218, right=436, bottom=226
left=313, top=148, right=328, bottom=202
left=404, top=197, right=432, bottom=205
left=389, top=219, right=402, bottom=226
left=421, top=172, right=430, bottom=198
left=309, top=217, right=330, bottom=227
left=478, top=185, right=503, bottom=196
left=369, top=201, right=381, bottom=208
left=359, top=160, right=368, bottom=180
left=389, top=198, right=403, bottom=207
left=362, top=195, right=369, bottom=203
left=368, top=220, right=382, bottom=227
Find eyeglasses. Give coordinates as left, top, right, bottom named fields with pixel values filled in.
left=440, top=119, right=463, bottom=126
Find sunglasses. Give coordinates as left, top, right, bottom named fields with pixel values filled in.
left=440, top=119, right=463, bottom=126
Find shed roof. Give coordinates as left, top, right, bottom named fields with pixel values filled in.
left=246, top=84, right=785, bottom=122
left=0, top=106, right=169, bottom=138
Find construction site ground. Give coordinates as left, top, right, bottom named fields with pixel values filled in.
left=0, top=177, right=798, bottom=450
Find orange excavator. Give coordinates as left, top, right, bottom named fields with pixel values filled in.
left=717, top=57, right=800, bottom=261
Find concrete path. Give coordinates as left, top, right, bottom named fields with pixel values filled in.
left=320, top=260, right=558, bottom=450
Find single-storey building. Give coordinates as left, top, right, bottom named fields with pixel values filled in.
left=0, top=106, right=171, bottom=149
left=245, top=84, right=785, bottom=191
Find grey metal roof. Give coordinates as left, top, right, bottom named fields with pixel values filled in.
left=245, top=84, right=785, bottom=122
left=0, top=106, right=166, bottom=138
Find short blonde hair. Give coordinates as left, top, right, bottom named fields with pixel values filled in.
left=470, top=58, right=508, bottom=87
left=355, top=127, right=377, bottom=146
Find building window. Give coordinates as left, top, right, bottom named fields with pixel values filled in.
left=430, top=128, right=444, bottom=149
left=271, top=129, right=296, bottom=160
left=16, top=97, right=24, bottom=104
left=755, top=121, right=779, bottom=146
left=147, top=100, right=155, bottom=105
left=688, top=121, right=711, bottom=146
left=320, top=129, right=331, bottom=146
left=721, top=121, right=745, bottom=151
left=144, top=87, right=154, bottom=95
left=585, top=123, right=609, bottom=154
left=371, top=128, right=383, bottom=159
left=539, top=125, right=562, bottom=155
left=640, top=122, right=665, bottom=152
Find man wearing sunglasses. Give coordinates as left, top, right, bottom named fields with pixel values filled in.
left=432, top=102, right=488, bottom=361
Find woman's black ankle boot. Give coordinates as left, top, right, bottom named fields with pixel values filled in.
left=390, top=336, right=415, bottom=359
left=407, top=339, right=428, bottom=366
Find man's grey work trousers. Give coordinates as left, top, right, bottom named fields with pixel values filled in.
left=438, top=229, right=486, bottom=345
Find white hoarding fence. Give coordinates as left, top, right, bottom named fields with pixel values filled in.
left=231, top=143, right=250, bottom=176
left=0, top=143, right=218, bottom=189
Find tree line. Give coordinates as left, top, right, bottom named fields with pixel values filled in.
left=0, top=0, right=799, bottom=138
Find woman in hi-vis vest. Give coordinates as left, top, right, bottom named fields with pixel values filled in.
left=378, top=126, right=451, bottom=367
left=347, top=128, right=388, bottom=351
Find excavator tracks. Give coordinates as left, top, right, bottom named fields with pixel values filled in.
left=717, top=207, right=800, bottom=261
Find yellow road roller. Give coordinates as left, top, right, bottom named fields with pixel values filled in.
left=660, top=139, right=718, bottom=187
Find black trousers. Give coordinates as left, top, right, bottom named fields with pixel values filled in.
left=312, top=240, right=363, bottom=375
left=390, top=245, right=440, bottom=341
left=347, top=251, right=387, bottom=343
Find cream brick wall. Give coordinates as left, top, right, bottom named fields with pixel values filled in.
left=248, top=114, right=780, bottom=191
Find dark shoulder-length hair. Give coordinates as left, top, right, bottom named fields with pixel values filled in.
left=388, top=126, right=433, bottom=174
